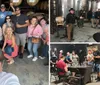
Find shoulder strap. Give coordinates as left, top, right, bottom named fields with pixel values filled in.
left=31, top=24, right=38, bottom=35
left=5, top=23, right=9, bottom=27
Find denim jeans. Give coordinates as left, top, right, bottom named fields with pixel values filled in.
left=4, top=45, right=14, bottom=56
left=27, top=38, right=39, bottom=57
left=41, top=44, right=49, bottom=57
left=95, top=64, right=100, bottom=73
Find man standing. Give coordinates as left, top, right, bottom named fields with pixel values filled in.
left=12, top=7, right=29, bottom=58
left=78, top=9, right=84, bottom=28
left=66, top=8, right=77, bottom=42
left=0, top=3, right=15, bottom=27
left=93, top=48, right=100, bottom=81
left=65, top=52, right=72, bottom=64
left=95, top=9, right=100, bottom=28
left=91, top=10, right=96, bottom=28
left=59, top=50, right=63, bottom=59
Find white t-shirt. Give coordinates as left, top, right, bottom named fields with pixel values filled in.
left=87, top=54, right=93, bottom=58
left=0, top=72, right=20, bottom=85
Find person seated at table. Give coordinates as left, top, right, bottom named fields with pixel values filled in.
left=59, top=50, right=63, bottom=59
left=50, top=52, right=58, bottom=73
left=72, top=51, right=79, bottom=66
left=56, top=55, right=70, bottom=76
left=50, top=52, right=58, bottom=65
left=65, top=52, right=72, bottom=65
left=93, top=48, right=100, bottom=81
left=86, top=50, right=94, bottom=66
left=71, top=51, right=79, bottom=76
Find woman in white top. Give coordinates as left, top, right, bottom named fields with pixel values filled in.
left=71, top=51, right=79, bottom=76
left=72, top=51, right=79, bottom=66
left=86, top=50, right=94, bottom=66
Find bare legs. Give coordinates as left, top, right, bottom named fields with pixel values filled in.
left=7, top=58, right=14, bottom=65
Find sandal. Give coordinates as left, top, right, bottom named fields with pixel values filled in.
left=8, top=60, right=14, bottom=65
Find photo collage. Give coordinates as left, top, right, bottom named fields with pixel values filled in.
left=0, top=0, right=100, bottom=85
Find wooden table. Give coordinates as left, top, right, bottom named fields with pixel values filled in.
left=68, top=66, right=92, bottom=85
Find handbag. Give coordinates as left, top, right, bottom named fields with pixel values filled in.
left=32, top=37, right=40, bottom=43
left=31, top=25, right=40, bottom=43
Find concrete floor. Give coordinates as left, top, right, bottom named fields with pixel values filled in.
left=51, top=23, right=100, bottom=42
left=2, top=51, right=49, bottom=85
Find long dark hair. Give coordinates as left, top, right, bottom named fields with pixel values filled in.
left=30, top=16, right=38, bottom=27
left=4, top=15, right=12, bottom=23
left=39, top=17, right=48, bottom=25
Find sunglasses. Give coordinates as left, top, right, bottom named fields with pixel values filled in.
left=6, top=17, right=10, bottom=19
left=15, top=9, right=20, bottom=11
left=1, top=7, right=5, bottom=9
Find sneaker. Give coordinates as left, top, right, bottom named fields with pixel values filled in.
left=19, top=53, right=23, bottom=59
left=27, top=55, right=33, bottom=58
left=32, top=57, right=38, bottom=61
left=39, top=56, right=45, bottom=59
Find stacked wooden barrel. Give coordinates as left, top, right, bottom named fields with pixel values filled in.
left=10, top=0, right=48, bottom=10
left=40, top=1, right=48, bottom=10
left=10, top=0, right=39, bottom=6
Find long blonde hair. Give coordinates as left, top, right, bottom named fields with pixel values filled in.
left=5, top=27, right=14, bottom=39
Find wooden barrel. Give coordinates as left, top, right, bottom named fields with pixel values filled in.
left=27, top=0, right=39, bottom=6
left=40, top=2, right=44, bottom=10
left=36, top=2, right=41, bottom=9
left=10, top=0, right=22, bottom=6
left=43, top=1, right=48, bottom=10
left=27, top=11, right=34, bottom=16
left=34, top=13, right=44, bottom=20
